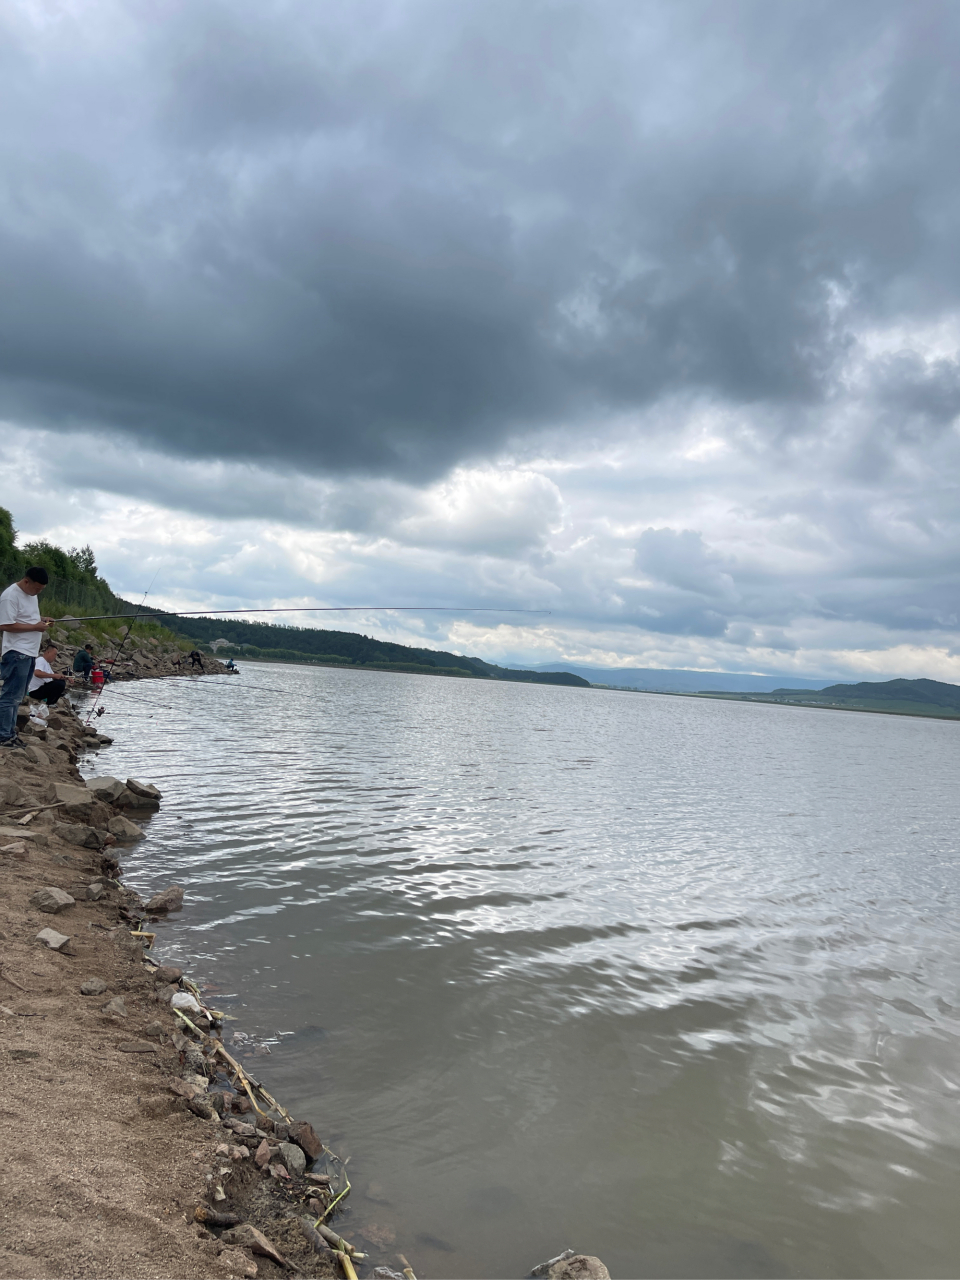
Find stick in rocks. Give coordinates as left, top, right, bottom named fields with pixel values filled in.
left=337, top=1252, right=358, bottom=1280
left=310, top=1220, right=363, bottom=1257
left=398, top=1254, right=418, bottom=1280
left=194, top=1206, right=242, bottom=1227
left=300, top=1218, right=337, bottom=1258
left=0, top=965, right=28, bottom=992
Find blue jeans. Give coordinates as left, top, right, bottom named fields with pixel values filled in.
left=0, top=650, right=36, bottom=741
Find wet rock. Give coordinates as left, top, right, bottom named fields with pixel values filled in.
left=372, top=1269, right=405, bottom=1280
left=305, top=1172, right=331, bottom=1186
left=153, top=964, right=183, bottom=985
left=126, top=777, right=163, bottom=801
left=36, top=927, right=70, bottom=951
left=101, top=996, right=128, bottom=1017
left=30, top=886, right=75, bottom=914
left=80, top=976, right=109, bottom=995
left=107, top=814, right=144, bottom=843
left=278, top=1142, right=306, bottom=1176
left=85, top=776, right=125, bottom=803
left=86, top=882, right=107, bottom=901
left=288, top=1119, right=322, bottom=1160
left=145, top=885, right=184, bottom=912
left=54, top=822, right=103, bottom=849
left=114, top=787, right=160, bottom=812
left=216, top=1249, right=257, bottom=1278
left=219, top=1225, right=287, bottom=1268
left=541, top=1256, right=610, bottom=1280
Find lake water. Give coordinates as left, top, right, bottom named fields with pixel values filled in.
left=78, top=665, right=960, bottom=1278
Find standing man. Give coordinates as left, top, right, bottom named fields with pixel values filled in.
left=0, top=567, right=53, bottom=749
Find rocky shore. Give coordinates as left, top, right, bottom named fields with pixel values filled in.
left=0, top=688, right=611, bottom=1280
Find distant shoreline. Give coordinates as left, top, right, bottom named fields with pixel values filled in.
left=592, top=684, right=960, bottom=723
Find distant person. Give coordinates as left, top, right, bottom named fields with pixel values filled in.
left=73, top=642, right=95, bottom=680
left=225, top=658, right=237, bottom=670
left=28, top=642, right=70, bottom=707
left=0, top=566, right=53, bottom=749
left=189, top=649, right=204, bottom=671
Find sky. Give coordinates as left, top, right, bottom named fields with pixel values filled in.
left=2, top=0, right=960, bottom=680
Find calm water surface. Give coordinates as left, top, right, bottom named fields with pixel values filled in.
left=79, top=666, right=960, bottom=1278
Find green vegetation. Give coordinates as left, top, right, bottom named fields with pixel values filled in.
left=698, top=678, right=960, bottom=720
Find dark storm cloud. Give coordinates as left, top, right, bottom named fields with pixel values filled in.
left=2, top=0, right=959, bottom=481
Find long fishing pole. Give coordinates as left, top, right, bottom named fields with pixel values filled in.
left=83, top=571, right=159, bottom=725
left=58, top=606, right=551, bottom=622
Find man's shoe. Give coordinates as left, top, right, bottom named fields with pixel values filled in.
left=0, top=736, right=25, bottom=750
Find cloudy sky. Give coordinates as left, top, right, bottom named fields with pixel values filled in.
left=3, top=0, right=960, bottom=679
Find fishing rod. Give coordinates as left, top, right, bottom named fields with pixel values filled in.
left=57, top=606, right=551, bottom=622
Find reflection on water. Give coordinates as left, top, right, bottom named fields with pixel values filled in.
left=80, top=666, right=960, bottom=1278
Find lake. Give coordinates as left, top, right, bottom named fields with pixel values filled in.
left=79, top=664, right=960, bottom=1278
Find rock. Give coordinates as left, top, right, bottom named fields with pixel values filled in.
left=85, top=776, right=126, bottom=803
left=219, top=1225, right=286, bottom=1269
left=60, top=616, right=81, bottom=630
left=145, top=885, right=184, bottom=912
left=153, top=965, right=183, bottom=984
left=372, top=1269, right=405, bottom=1280
left=206, top=1090, right=227, bottom=1116
left=268, top=1162, right=289, bottom=1180
left=360, top=1222, right=397, bottom=1248
left=272, top=1122, right=290, bottom=1143
left=543, top=1257, right=610, bottom=1280
left=187, top=1097, right=216, bottom=1120
left=278, top=1142, right=306, bottom=1176
left=0, top=780, right=24, bottom=805
left=36, top=927, right=70, bottom=951
left=169, top=1078, right=206, bottom=1100
left=114, top=787, right=159, bottom=812
left=101, top=996, right=128, bottom=1017
left=305, top=1172, right=331, bottom=1185
left=117, top=1040, right=158, bottom=1053
left=80, top=976, right=109, bottom=995
left=125, top=778, right=163, bottom=801
left=288, top=1119, right=323, bottom=1160
left=30, top=886, right=75, bottom=914
left=53, top=822, right=103, bottom=849
left=107, top=814, right=144, bottom=843
left=216, top=1249, right=257, bottom=1278
left=254, top=1138, right=273, bottom=1168
left=53, top=782, right=95, bottom=813
left=1, top=841, right=29, bottom=860
left=86, top=882, right=107, bottom=901
left=157, top=982, right=181, bottom=1002
left=222, top=1118, right=257, bottom=1137
left=143, top=1020, right=165, bottom=1039
left=24, top=745, right=48, bottom=766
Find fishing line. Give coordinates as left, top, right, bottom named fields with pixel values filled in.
left=83, top=573, right=159, bottom=725
left=57, top=605, right=551, bottom=622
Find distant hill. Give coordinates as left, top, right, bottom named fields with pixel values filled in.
left=149, top=612, right=590, bottom=687
left=528, top=663, right=830, bottom=693
left=769, top=678, right=960, bottom=712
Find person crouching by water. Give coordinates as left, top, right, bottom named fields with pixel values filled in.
left=28, top=642, right=71, bottom=707
left=0, top=566, right=54, bottom=750
left=73, top=642, right=95, bottom=682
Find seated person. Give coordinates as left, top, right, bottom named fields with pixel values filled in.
left=73, top=643, right=95, bottom=679
left=28, top=643, right=70, bottom=707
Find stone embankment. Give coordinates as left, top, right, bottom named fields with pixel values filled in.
left=49, top=619, right=235, bottom=682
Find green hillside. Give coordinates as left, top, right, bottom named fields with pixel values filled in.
left=702, top=677, right=960, bottom=720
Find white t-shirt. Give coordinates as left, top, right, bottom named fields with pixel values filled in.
left=0, top=582, right=42, bottom=658
left=28, top=654, right=56, bottom=692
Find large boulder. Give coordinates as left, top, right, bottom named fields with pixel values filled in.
left=278, top=1142, right=306, bottom=1176
left=107, top=814, right=144, bottom=843
left=30, top=886, right=75, bottom=914
left=0, top=779, right=24, bottom=806
left=288, top=1120, right=323, bottom=1160
left=114, top=787, right=160, bottom=812
left=54, top=822, right=104, bottom=849
left=86, top=776, right=126, bottom=803
left=145, top=885, right=184, bottom=912
left=125, top=778, right=162, bottom=801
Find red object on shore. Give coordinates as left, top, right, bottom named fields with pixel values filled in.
left=91, top=669, right=105, bottom=687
